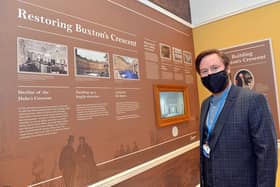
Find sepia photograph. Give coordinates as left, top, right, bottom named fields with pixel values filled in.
left=234, top=69, right=255, bottom=90
left=160, top=43, right=171, bottom=60
left=183, top=50, right=192, bottom=64
left=173, top=47, right=183, bottom=63
left=17, top=37, right=68, bottom=75
left=75, top=48, right=110, bottom=78
left=113, top=54, right=139, bottom=80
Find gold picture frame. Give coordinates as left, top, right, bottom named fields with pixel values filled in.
left=153, top=84, right=191, bottom=127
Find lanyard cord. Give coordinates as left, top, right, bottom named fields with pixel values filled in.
left=206, top=91, right=228, bottom=142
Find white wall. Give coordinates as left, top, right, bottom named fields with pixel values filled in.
left=190, top=0, right=280, bottom=26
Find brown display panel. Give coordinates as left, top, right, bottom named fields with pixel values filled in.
left=0, top=0, right=199, bottom=186
left=114, top=148, right=200, bottom=187
left=221, top=39, right=280, bottom=137
left=153, top=84, right=191, bottom=127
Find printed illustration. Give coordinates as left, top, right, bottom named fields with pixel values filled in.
left=58, top=135, right=98, bottom=187
left=234, top=69, right=254, bottom=90
left=113, top=55, right=139, bottom=80
left=160, top=92, right=185, bottom=118
left=75, top=48, right=110, bottom=78
left=114, top=141, right=139, bottom=158
left=183, top=50, right=192, bottom=64
left=17, top=37, right=68, bottom=75
left=160, top=43, right=171, bottom=60
left=173, top=47, right=183, bottom=63
left=59, top=135, right=76, bottom=187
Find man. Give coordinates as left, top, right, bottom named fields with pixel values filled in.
left=195, top=49, right=277, bottom=186
left=76, top=136, right=98, bottom=186
left=59, top=135, right=76, bottom=187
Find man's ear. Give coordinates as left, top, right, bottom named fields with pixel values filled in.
left=226, top=66, right=231, bottom=74
left=226, top=66, right=232, bottom=79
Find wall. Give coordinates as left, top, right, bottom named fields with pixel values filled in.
left=193, top=3, right=280, bottom=185
left=0, top=0, right=200, bottom=186
left=190, top=0, right=279, bottom=26
left=193, top=2, right=280, bottom=111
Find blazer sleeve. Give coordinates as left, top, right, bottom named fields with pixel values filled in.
left=248, top=93, right=278, bottom=187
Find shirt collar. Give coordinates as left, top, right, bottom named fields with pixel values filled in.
left=211, top=82, right=232, bottom=104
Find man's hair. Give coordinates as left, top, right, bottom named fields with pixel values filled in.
left=68, top=135, right=74, bottom=144
left=195, top=49, right=230, bottom=74
left=79, top=136, right=85, bottom=141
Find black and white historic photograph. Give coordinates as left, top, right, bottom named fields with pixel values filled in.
left=183, top=50, right=192, bottom=64
left=75, top=48, right=110, bottom=78
left=173, top=47, right=183, bottom=63
left=17, top=37, right=68, bottom=75
left=113, top=55, right=139, bottom=80
left=160, top=43, right=171, bottom=60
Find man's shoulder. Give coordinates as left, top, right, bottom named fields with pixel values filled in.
left=231, top=85, right=263, bottom=99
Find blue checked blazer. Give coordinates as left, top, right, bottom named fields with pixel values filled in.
left=200, top=85, right=277, bottom=187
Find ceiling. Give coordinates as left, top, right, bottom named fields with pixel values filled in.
left=189, top=0, right=279, bottom=26
left=139, top=0, right=279, bottom=27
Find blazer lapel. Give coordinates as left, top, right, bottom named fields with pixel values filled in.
left=200, top=99, right=210, bottom=144
left=209, top=85, right=239, bottom=150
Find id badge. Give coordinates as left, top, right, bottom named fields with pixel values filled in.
left=202, top=143, right=211, bottom=158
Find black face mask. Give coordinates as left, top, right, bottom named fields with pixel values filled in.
left=201, top=70, right=229, bottom=93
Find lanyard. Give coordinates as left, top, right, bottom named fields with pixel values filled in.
left=206, top=90, right=228, bottom=142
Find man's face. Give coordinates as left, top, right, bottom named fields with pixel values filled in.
left=69, top=138, right=74, bottom=145
left=80, top=138, right=85, bottom=145
left=199, top=53, right=226, bottom=77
